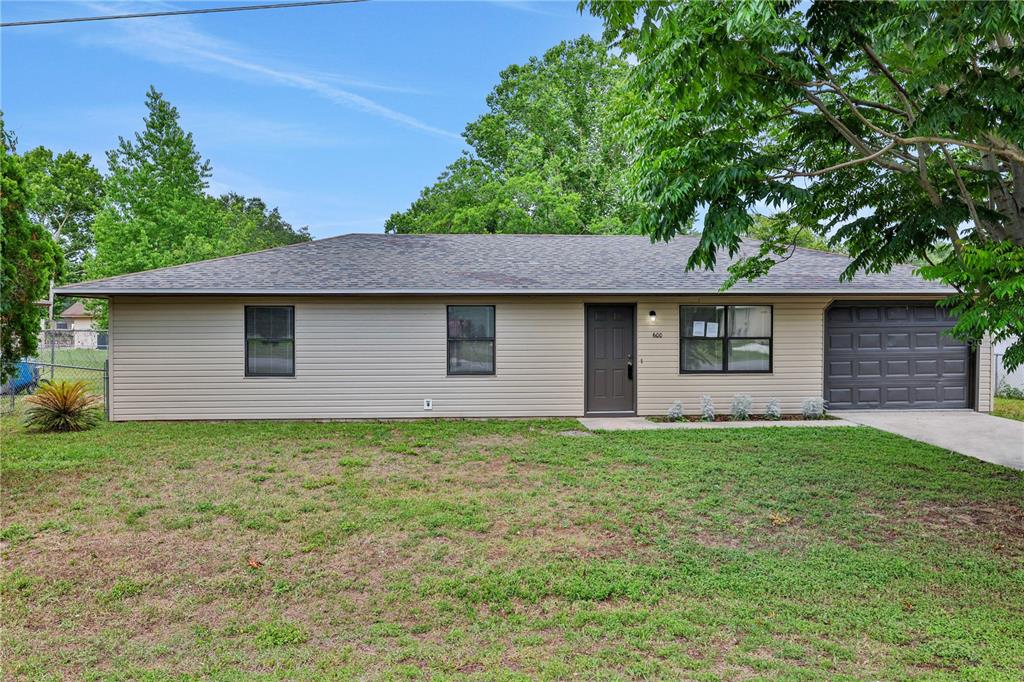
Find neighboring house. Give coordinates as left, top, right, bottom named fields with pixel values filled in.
left=58, top=302, right=94, bottom=330
left=994, top=338, right=1023, bottom=392
left=54, top=302, right=106, bottom=350
left=54, top=234, right=995, bottom=422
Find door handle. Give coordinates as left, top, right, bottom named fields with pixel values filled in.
left=627, top=361, right=634, bottom=380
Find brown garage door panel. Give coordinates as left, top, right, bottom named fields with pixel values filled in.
left=826, top=304, right=970, bottom=410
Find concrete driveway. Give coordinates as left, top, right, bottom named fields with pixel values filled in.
left=837, top=410, right=1024, bottom=470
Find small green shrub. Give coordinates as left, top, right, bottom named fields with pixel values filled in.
left=764, top=398, right=782, bottom=420
left=22, top=381, right=102, bottom=433
left=666, top=400, right=684, bottom=420
left=996, top=380, right=1024, bottom=400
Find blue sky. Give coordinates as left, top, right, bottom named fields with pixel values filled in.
left=2, top=1, right=602, bottom=237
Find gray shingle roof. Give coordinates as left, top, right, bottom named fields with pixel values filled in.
left=54, top=233, right=949, bottom=296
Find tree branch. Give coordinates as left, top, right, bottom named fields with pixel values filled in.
left=771, top=142, right=898, bottom=179
left=861, top=43, right=918, bottom=119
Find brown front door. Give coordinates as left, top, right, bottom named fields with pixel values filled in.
left=586, top=304, right=635, bottom=415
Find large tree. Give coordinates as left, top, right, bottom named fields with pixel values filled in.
left=89, top=88, right=307, bottom=289
left=0, top=120, right=62, bottom=381
left=387, top=35, right=644, bottom=235
left=89, top=87, right=226, bottom=281
left=21, top=147, right=103, bottom=284
left=586, top=0, right=1024, bottom=368
left=21, top=146, right=103, bottom=321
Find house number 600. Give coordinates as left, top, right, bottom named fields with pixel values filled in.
left=652, top=332, right=663, bottom=338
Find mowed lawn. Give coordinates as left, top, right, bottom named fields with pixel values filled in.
left=994, top=397, right=1024, bottom=422
left=2, top=419, right=1023, bottom=681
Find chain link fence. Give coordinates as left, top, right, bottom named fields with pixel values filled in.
left=1, top=328, right=109, bottom=417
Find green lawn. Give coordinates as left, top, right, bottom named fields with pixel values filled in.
left=2, top=419, right=1022, bottom=680
left=994, top=397, right=1024, bottom=422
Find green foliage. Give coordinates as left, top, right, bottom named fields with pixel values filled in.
left=217, top=192, right=310, bottom=252
left=89, top=87, right=222, bottom=282
left=919, top=242, right=1024, bottom=371
left=585, top=0, right=1024, bottom=367
left=387, top=36, right=647, bottom=235
left=746, top=214, right=836, bottom=252
left=252, top=619, right=308, bottom=649
left=86, top=87, right=309, bottom=325
left=100, top=577, right=144, bottom=604
left=22, top=380, right=103, bottom=433
left=996, top=382, right=1024, bottom=400
left=0, top=118, right=62, bottom=382
left=20, top=146, right=103, bottom=284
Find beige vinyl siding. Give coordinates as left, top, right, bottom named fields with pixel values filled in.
left=977, top=334, right=994, bottom=413
left=107, top=294, right=988, bottom=420
left=636, top=297, right=830, bottom=416
left=109, top=296, right=585, bottom=420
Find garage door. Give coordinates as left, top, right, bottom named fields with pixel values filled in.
left=825, top=303, right=971, bottom=410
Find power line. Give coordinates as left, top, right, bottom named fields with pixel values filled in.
left=1, top=0, right=368, bottom=28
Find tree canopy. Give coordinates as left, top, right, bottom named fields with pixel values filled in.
left=218, top=192, right=311, bottom=252
left=89, top=87, right=225, bottom=280
left=20, top=147, right=102, bottom=285
left=89, top=87, right=309, bottom=284
left=386, top=36, right=646, bottom=235
left=586, top=0, right=1024, bottom=368
left=0, top=120, right=62, bottom=381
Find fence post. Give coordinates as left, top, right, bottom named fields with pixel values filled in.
left=104, top=358, right=110, bottom=421
left=49, top=330, right=55, bottom=381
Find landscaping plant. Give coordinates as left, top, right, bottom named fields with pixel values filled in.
left=730, top=394, right=752, bottom=421
left=22, top=380, right=102, bottom=432
left=996, top=380, right=1024, bottom=400
left=764, top=398, right=782, bottom=421
left=699, top=394, right=715, bottom=422
left=667, top=400, right=684, bottom=420
left=801, top=398, right=826, bottom=420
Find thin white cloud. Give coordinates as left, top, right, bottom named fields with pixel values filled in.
left=491, top=1, right=562, bottom=18
left=78, top=2, right=460, bottom=141
left=306, top=70, right=433, bottom=96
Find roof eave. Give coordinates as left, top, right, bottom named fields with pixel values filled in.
left=52, top=287, right=955, bottom=297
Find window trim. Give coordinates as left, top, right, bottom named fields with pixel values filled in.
left=244, top=305, right=295, bottom=378
left=679, top=304, right=773, bottom=374
left=446, top=304, right=496, bottom=376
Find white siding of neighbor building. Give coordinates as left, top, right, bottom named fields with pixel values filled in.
left=107, top=295, right=993, bottom=421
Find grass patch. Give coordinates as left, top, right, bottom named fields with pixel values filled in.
left=2, top=417, right=1022, bottom=679
left=994, top=396, right=1024, bottom=421
left=252, top=619, right=309, bottom=649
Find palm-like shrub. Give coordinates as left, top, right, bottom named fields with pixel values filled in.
left=22, top=381, right=103, bottom=432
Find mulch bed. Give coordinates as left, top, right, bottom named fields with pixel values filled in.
left=648, top=414, right=835, bottom=423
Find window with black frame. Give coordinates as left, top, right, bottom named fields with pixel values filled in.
left=245, top=306, right=294, bottom=377
left=447, top=305, right=495, bottom=375
left=680, top=305, right=772, bottom=373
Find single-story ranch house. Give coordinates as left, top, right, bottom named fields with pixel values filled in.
left=55, top=234, right=994, bottom=421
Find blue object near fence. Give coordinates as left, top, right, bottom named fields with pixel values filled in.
left=1, top=361, right=40, bottom=395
